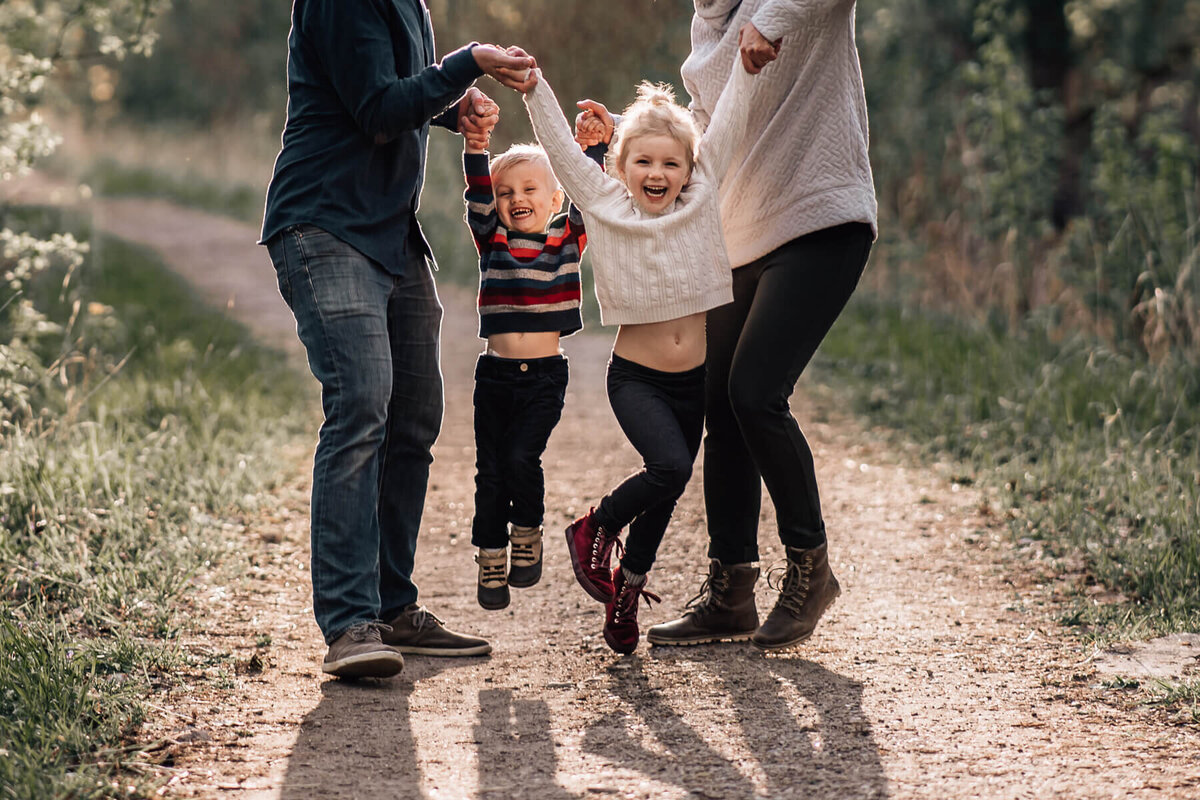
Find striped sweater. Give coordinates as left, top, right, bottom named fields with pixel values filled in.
left=464, top=152, right=585, bottom=338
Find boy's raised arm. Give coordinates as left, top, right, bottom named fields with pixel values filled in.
left=464, top=151, right=499, bottom=253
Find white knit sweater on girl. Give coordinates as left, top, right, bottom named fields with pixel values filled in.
left=524, top=64, right=754, bottom=327
left=684, top=0, right=878, bottom=268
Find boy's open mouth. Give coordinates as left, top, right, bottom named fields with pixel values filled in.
left=511, top=207, right=533, bottom=219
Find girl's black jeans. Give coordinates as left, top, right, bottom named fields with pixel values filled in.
left=704, top=222, right=873, bottom=563
left=595, top=354, right=705, bottom=575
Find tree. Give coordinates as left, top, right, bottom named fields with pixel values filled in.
left=1, top=0, right=168, bottom=420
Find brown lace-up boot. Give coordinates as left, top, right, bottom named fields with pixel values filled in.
left=645, top=560, right=759, bottom=646
left=751, top=542, right=840, bottom=651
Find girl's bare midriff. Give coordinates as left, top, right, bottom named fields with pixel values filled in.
left=613, top=311, right=706, bottom=373
left=486, top=331, right=562, bottom=359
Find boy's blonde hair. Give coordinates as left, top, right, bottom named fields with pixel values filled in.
left=490, top=143, right=557, bottom=186
left=611, top=82, right=699, bottom=175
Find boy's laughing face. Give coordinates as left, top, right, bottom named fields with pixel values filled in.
left=492, top=161, right=563, bottom=234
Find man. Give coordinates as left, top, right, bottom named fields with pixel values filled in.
left=260, top=0, right=535, bottom=679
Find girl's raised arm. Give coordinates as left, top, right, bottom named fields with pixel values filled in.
left=523, top=70, right=616, bottom=210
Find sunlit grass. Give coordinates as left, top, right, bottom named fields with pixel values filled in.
left=817, top=295, right=1200, bottom=636
left=1, top=207, right=311, bottom=799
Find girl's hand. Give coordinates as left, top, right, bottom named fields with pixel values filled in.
left=574, top=99, right=614, bottom=147
left=737, top=22, right=781, bottom=74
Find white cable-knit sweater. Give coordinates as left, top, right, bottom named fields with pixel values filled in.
left=524, top=65, right=754, bottom=326
left=683, top=0, right=878, bottom=268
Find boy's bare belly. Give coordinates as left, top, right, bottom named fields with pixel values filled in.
left=485, top=331, right=563, bottom=359
left=613, top=311, right=706, bottom=373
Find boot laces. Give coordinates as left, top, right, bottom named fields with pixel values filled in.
left=767, top=555, right=812, bottom=616
left=684, top=569, right=731, bottom=615
left=589, top=526, right=623, bottom=570
left=612, top=582, right=661, bottom=624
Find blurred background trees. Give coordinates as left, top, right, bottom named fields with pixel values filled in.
left=60, top=0, right=1197, bottom=364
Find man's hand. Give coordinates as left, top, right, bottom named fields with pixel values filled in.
left=458, top=87, right=498, bottom=152
left=473, top=44, right=538, bottom=92
left=737, top=22, right=782, bottom=74
left=574, top=99, right=614, bottom=148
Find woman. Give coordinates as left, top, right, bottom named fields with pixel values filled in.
left=645, top=0, right=877, bottom=651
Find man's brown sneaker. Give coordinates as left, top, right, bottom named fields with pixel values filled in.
left=646, top=560, right=759, bottom=646
left=381, top=604, right=492, bottom=656
left=475, top=548, right=510, bottom=610
left=507, top=525, right=543, bottom=588
left=321, top=622, right=404, bottom=679
left=751, top=542, right=840, bottom=651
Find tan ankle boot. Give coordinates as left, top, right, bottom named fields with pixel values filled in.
left=508, top=525, right=543, bottom=588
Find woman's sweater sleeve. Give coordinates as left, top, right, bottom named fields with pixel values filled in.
left=696, top=62, right=756, bottom=183
left=750, top=0, right=855, bottom=42
left=523, top=70, right=613, bottom=209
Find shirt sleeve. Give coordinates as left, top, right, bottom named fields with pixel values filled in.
left=463, top=152, right=498, bottom=253
left=696, top=61, right=756, bottom=183
left=750, top=0, right=855, bottom=41
left=303, top=0, right=482, bottom=139
left=567, top=144, right=609, bottom=225
left=524, top=71, right=620, bottom=211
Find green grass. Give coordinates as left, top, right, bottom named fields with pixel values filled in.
left=816, top=296, right=1200, bottom=636
left=1, top=206, right=311, bottom=799
left=82, top=157, right=264, bottom=224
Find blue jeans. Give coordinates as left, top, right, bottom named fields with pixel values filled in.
left=267, top=224, right=443, bottom=644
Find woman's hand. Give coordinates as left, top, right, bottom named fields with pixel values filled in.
left=737, top=22, right=782, bottom=74
left=574, top=99, right=614, bottom=148
left=472, top=44, right=538, bottom=91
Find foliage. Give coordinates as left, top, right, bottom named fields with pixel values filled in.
left=0, top=212, right=310, bottom=799
left=1, top=4, right=311, bottom=797
left=818, top=297, right=1200, bottom=634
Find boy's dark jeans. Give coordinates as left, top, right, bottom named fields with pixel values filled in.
left=266, top=224, right=443, bottom=645
left=704, top=222, right=873, bottom=563
left=471, top=354, right=568, bottom=549
left=596, top=355, right=705, bottom=576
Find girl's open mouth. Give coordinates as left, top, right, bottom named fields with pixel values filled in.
left=643, top=186, right=667, bottom=198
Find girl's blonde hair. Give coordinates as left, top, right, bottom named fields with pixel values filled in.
left=611, top=82, right=699, bottom=175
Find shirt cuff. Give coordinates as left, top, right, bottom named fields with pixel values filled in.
left=444, top=43, right=485, bottom=85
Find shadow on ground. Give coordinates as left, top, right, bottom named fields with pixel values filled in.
left=281, top=648, right=886, bottom=800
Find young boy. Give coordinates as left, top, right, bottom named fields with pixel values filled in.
left=463, top=126, right=598, bottom=610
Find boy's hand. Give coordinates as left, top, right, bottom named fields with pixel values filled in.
left=458, top=87, right=498, bottom=152
left=737, top=22, right=781, bottom=74
left=473, top=44, right=538, bottom=91
left=574, top=100, right=613, bottom=147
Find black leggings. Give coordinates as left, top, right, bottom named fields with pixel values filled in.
left=595, top=355, right=705, bottom=575
left=704, top=222, right=873, bottom=563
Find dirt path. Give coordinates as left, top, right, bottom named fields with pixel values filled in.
left=9, top=176, right=1199, bottom=798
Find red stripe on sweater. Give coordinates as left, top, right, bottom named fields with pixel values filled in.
left=479, top=288, right=581, bottom=308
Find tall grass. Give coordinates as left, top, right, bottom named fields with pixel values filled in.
left=817, top=297, right=1200, bottom=634
left=1, top=206, right=311, bottom=800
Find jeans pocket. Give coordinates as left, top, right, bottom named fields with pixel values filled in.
left=267, top=232, right=295, bottom=308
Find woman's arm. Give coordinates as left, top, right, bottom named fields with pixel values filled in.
left=749, top=0, right=854, bottom=44
left=523, top=70, right=617, bottom=210
left=696, top=61, right=756, bottom=182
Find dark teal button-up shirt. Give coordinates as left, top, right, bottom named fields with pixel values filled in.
left=261, top=0, right=483, bottom=274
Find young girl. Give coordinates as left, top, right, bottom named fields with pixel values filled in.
left=519, top=60, right=755, bottom=653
